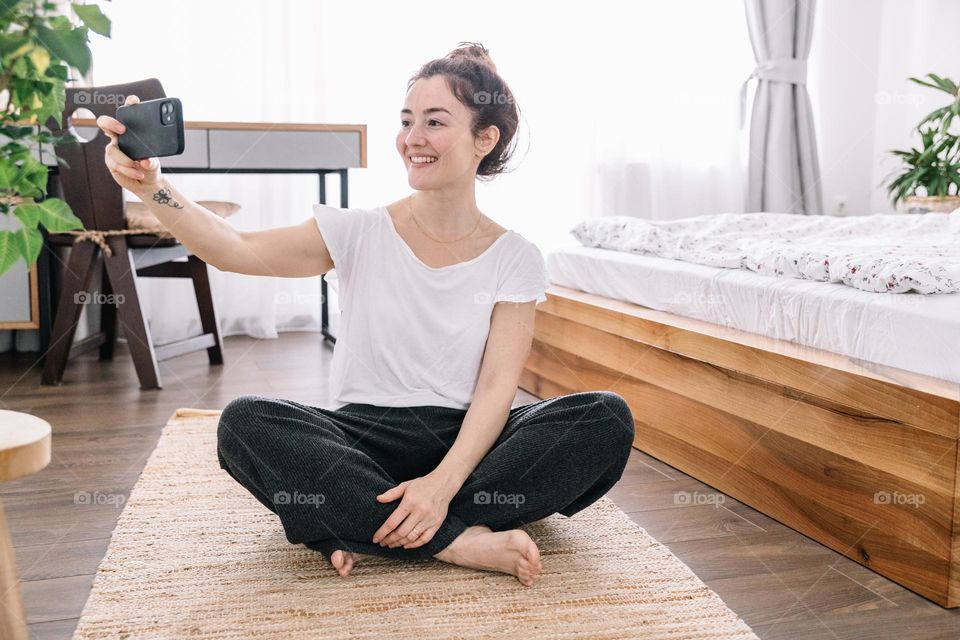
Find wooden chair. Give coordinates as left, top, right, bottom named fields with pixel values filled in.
left=40, top=78, right=226, bottom=389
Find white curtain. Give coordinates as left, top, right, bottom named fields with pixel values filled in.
left=2, top=0, right=751, bottom=349
left=744, top=0, right=824, bottom=214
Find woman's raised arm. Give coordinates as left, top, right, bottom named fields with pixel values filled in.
left=97, top=95, right=333, bottom=277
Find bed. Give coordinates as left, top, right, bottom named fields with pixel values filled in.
left=520, top=217, right=960, bottom=608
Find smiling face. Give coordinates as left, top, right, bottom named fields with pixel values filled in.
left=397, top=75, right=499, bottom=190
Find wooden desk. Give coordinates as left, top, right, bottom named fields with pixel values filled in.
left=66, top=118, right=366, bottom=173
left=39, top=119, right=365, bottom=347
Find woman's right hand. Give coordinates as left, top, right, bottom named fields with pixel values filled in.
left=96, top=94, right=162, bottom=196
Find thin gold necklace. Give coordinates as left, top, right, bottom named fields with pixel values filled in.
left=407, top=196, right=482, bottom=244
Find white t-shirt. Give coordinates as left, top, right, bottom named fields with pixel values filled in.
left=313, top=203, right=550, bottom=410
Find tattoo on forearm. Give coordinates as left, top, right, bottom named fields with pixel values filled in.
left=152, top=188, right=184, bottom=209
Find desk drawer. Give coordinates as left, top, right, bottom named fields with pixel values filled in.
left=209, top=129, right=362, bottom=170
left=63, top=126, right=207, bottom=168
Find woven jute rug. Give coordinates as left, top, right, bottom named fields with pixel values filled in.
left=72, top=408, right=759, bottom=640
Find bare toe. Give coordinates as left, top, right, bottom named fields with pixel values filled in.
left=330, top=549, right=354, bottom=577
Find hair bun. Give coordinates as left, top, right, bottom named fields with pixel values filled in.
left=446, top=41, right=497, bottom=74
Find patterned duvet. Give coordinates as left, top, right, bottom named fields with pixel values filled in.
left=570, top=211, right=960, bottom=294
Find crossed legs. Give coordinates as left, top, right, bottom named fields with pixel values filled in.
left=216, top=391, right=635, bottom=584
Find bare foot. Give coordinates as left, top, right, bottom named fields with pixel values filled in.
left=433, top=525, right=542, bottom=586
left=329, top=549, right=354, bottom=577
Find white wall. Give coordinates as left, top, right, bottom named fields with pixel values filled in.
left=812, top=0, right=960, bottom=215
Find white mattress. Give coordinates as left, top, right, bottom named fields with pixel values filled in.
left=546, top=245, right=960, bottom=385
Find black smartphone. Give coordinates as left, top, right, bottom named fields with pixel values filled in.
left=116, top=97, right=185, bottom=160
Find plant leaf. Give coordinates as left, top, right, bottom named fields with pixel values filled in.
left=14, top=225, right=41, bottom=265
left=28, top=198, right=82, bottom=232
left=908, top=76, right=945, bottom=92
left=0, top=229, right=21, bottom=276
left=28, top=45, right=49, bottom=75
left=71, top=3, right=110, bottom=37
left=13, top=201, right=39, bottom=227
left=928, top=73, right=958, bottom=95
left=34, top=24, right=91, bottom=76
left=916, top=105, right=949, bottom=130
left=0, top=161, right=16, bottom=189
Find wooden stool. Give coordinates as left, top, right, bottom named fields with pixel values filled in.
left=0, top=411, right=51, bottom=640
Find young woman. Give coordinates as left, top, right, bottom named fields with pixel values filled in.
left=98, top=42, right=635, bottom=587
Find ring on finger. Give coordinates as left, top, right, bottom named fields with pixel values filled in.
left=404, top=526, right=426, bottom=546
left=391, top=527, right=420, bottom=548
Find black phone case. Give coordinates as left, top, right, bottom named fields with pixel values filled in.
left=116, top=98, right=185, bottom=160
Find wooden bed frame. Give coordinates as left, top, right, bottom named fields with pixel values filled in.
left=520, top=285, right=960, bottom=608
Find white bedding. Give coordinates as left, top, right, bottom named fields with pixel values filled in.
left=546, top=245, right=960, bottom=384
left=570, top=211, right=960, bottom=294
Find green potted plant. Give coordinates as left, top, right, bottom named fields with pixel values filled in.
left=0, top=0, right=110, bottom=277
left=884, top=73, right=960, bottom=213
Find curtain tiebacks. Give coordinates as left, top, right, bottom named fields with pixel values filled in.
left=739, top=57, right=809, bottom=128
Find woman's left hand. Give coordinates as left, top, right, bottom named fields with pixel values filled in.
left=372, top=472, right=455, bottom=549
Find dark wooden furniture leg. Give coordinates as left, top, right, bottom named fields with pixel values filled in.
left=188, top=254, right=224, bottom=365
left=40, top=241, right=98, bottom=385
left=98, top=258, right=118, bottom=360
left=101, top=236, right=161, bottom=389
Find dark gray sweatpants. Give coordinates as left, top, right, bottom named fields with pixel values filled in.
left=216, top=390, right=635, bottom=561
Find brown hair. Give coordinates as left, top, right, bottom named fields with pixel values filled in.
left=407, top=42, right=521, bottom=180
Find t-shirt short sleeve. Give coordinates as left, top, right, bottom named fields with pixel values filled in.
left=494, top=240, right=550, bottom=305
left=312, top=204, right=370, bottom=283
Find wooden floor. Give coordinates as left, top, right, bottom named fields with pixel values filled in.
left=2, top=332, right=959, bottom=639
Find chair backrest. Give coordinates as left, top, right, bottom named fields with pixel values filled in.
left=45, top=78, right=166, bottom=232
